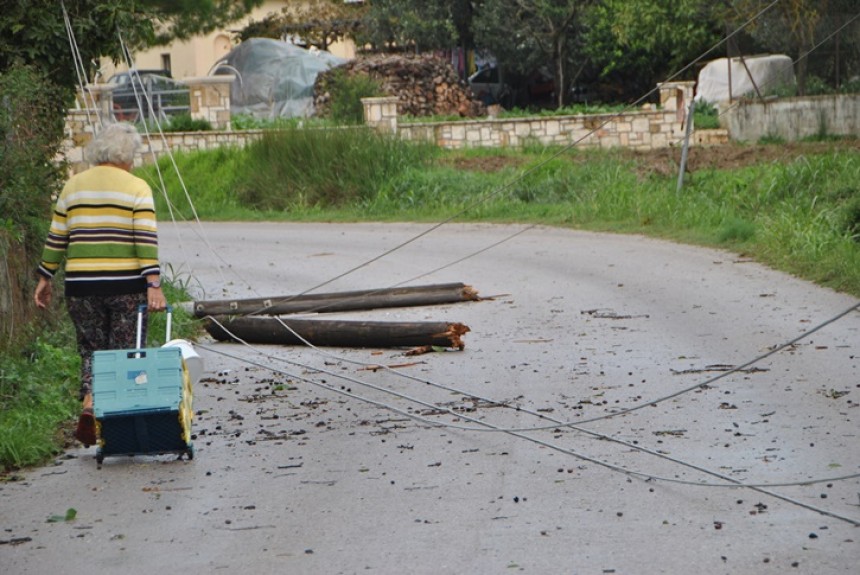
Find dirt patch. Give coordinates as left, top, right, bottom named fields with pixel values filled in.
left=446, top=140, right=858, bottom=176
left=632, top=140, right=859, bottom=177
left=443, top=155, right=527, bottom=173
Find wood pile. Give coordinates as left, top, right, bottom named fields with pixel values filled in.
left=314, top=53, right=485, bottom=118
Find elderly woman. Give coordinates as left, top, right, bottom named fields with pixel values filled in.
left=34, top=122, right=166, bottom=446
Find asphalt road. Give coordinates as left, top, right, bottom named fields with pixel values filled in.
left=3, top=222, right=859, bottom=574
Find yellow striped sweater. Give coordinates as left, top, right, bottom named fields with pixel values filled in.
left=37, top=165, right=160, bottom=296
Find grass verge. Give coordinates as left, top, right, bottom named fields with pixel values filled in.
left=140, top=135, right=859, bottom=297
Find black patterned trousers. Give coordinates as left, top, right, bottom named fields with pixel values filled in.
left=66, top=292, right=147, bottom=400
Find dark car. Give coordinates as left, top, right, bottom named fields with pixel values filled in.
left=107, top=70, right=188, bottom=121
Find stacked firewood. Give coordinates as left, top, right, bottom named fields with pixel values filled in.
left=314, top=53, right=485, bottom=118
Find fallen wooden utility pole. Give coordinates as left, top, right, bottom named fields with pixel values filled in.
left=205, top=317, right=471, bottom=349
left=194, top=283, right=479, bottom=318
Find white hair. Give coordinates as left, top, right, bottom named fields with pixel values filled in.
left=85, top=122, right=142, bottom=166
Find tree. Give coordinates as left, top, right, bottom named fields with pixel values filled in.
left=237, top=0, right=367, bottom=51
left=474, top=0, right=592, bottom=108
left=0, top=0, right=262, bottom=348
left=717, top=0, right=858, bottom=95
left=0, top=65, right=67, bottom=349
left=0, top=0, right=262, bottom=92
left=582, top=0, right=722, bottom=102
left=355, top=0, right=459, bottom=53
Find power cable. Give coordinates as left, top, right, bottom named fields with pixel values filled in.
left=674, top=10, right=860, bottom=150
left=68, top=0, right=859, bottom=527
left=60, top=1, right=101, bottom=129
left=194, top=336, right=860, bottom=527
left=176, top=0, right=787, bottom=318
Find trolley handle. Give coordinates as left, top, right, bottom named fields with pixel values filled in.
left=136, top=304, right=174, bottom=349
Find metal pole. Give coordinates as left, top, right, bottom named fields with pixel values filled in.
left=677, top=99, right=695, bottom=193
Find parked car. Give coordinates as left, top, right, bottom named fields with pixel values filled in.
left=468, top=65, right=512, bottom=107
left=469, top=65, right=562, bottom=108
left=106, top=70, right=188, bottom=121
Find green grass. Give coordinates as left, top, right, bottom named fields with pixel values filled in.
left=400, top=103, right=631, bottom=124
left=693, top=101, right=720, bottom=130
left=142, top=126, right=438, bottom=216
left=0, top=335, right=79, bottom=470
left=139, top=134, right=859, bottom=297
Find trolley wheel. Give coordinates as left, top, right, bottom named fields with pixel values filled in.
left=96, top=449, right=104, bottom=468
left=186, top=444, right=194, bottom=461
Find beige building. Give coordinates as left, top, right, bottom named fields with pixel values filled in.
left=100, top=1, right=357, bottom=81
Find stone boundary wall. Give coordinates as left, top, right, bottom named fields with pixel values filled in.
left=365, top=82, right=700, bottom=151
left=63, top=81, right=735, bottom=173
left=723, top=93, right=860, bottom=142
left=397, top=108, right=682, bottom=150
left=63, top=110, right=264, bottom=173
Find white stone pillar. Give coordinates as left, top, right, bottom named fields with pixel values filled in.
left=361, top=96, right=399, bottom=134
left=658, top=81, right=696, bottom=123
left=182, top=76, right=235, bottom=130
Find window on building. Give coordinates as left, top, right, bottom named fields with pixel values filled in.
left=161, top=54, right=172, bottom=75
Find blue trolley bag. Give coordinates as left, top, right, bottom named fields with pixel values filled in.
left=92, top=304, right=194, bottom=466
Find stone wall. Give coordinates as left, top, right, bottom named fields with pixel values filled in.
left=369, top=81, right=700, bottom=151
left=183, top=76, right=234, bottom=130
left=723, top=93, right=860, bottom=142
left=397, top=109, right=681, bottom=150
left=63, top=110, right=263, bottom=173
left=64, top=81, right=730, bottom=172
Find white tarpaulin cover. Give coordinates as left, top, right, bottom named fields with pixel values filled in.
left=696, top=55, right=796, bottom=104
left=211, top=38, right=347, bottom=118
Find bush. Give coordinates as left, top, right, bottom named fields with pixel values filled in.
left=0, top=65, right=65, bottom=257
left=322, top=68, right=383, bottom=125
left=236, top=126, right=436, bottom=209
left=804, top=75, right=836, bottom=96
left=693, top=101, right=720, bottom=130
left=838, top=77, right=860, bottom=94
left=165, top=113, right=212, bottom=132
left=0, top=64, right=66, bottom=354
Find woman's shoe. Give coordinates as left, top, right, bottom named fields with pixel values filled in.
left=75, top=408, right=96, bottom=447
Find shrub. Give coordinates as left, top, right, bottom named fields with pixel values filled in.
left=323, top=68, right=383, bottom=125
left=693, top=101, right=720, bottom=130
left=165, top=113, right=212, bottom=132
left=0, top=64, right=66, bottom=353
left=236, top=126, right=435, bottom=209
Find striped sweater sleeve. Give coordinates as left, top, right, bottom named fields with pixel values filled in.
left=37, top=196, right=71, bottom=279
left=133, top=184, right=160, bottom=277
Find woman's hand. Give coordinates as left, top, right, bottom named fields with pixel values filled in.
left=147, top=280, right=167, bottom=312
left=34, top=277, right=52, bottom=309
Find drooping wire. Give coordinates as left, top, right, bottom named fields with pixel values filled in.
left=672, top=9, right=860, bottom=150
left=177, top=0, right=787, bottom=318
left=247, top=299, right=860, bottom=433
left=169, top=0, right=860, bottom=519
left=207, top=300, right=860, bottom=491
left=194, top=332, right=860, bottom=527
left=114, top=28, right=238, bottom=294
left=73, top=0, right=859, bottom=527
left=61, top=0, right=101, bottom=129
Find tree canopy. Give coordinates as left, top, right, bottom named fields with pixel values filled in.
left=237, top=0, right=367, bottom=51
left=719, top=0, right=860, bottom=95
left=582, top=0, right=722, bottom=100
left=352, top=0, right=459, bottom=53
left=0, top=0, right=262, bottom=92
